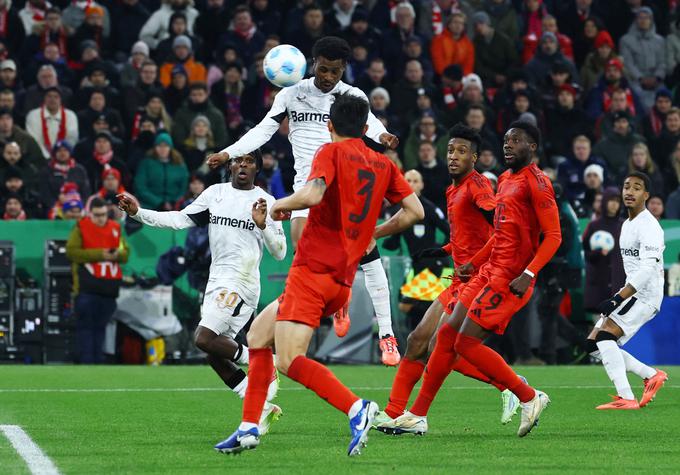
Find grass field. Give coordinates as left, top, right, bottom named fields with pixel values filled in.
left=0, top=365, right=677, bottom=474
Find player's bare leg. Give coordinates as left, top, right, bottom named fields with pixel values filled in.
left=380, top=299, right=445, bottom=422
left=290, top=216, right=306, bottom=251
left=586, top=319, right=644, bottom=409
left=194, top=326, right=250, bottom=398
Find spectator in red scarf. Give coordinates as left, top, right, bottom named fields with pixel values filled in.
left=642, top=88, right=672, bottom=143
left=25, top=86, right=79, bottom=158
left=82, top=130, right=130, bottom=191
left=46, top=180, right=80, bottom=219
left=22, top=7, right=68, bottom=65
left=22, top=64, right=74, bottom=116
left=520, top=0, right=547, bottom=38
left=217, top=5, right=265, bottom=66
left=18, top=0, right=50, bottom=36
left=40, top=140, right=90, bottom=211
left=2, top=194, right=26, bottom=220
left=522, top=14, right=574, bottom=64
left=585, top=57, right=644, bottom=121
left=580, top=30, right=618, bottom=93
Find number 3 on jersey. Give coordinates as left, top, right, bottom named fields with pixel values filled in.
left=349, top=169, right=375, bottom=224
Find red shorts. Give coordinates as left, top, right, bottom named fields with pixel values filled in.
left=276, top=265, right=350, bottom=328
left=437, top=276, right=465, bottom=315
left=458, top=269, right=534, bottom=335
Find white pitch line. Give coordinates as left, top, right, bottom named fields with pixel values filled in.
left=0, top=425, right=60, bottom=475
left=0, top=385, right=677, bottom=393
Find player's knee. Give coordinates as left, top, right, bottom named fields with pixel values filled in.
left=405, top=330, right=428, bottom=360
left=274, top=356, right=291, bottom=375
left=194, top=328, right=214, bottom=353
left=453, top=334, right=472, bottom=356
left=246, top=326, right=266, bottom=349
left=595, top=331, right=618, bottom=343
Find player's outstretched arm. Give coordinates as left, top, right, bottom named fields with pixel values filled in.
left=117, top=192, right=199, bottom=230
left=374, top=193, right=425, bottom=239
left=252, top=198, right=287, bottom=261
left=270, top=178, right=327, bottom=220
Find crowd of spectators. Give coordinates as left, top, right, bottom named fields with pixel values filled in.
left=1, top=0, right=680, bottom=224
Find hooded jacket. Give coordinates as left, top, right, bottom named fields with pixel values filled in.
left=619, top=14, right=666, bottom=82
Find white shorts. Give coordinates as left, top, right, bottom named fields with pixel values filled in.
left=199, top=285, right=255, bottom=339
left=595, top=296, right=657, bottom=346
left=291, top=179, right=309, bottom=220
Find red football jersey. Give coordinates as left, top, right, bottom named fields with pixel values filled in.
left=294, top=138, right=413, bottom=286
left=486, top=163, right=561, bottom=280
left=445, top=170, right=496, bottom=267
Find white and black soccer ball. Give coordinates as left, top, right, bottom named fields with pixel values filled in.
left=263, top=45, right=307, bottom=88
left=589, top=230, right=615, bottom=252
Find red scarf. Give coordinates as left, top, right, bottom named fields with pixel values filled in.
left=93, top=149, right=113, bottom=166
left=41, top=105, right=67, bottom=154
left=4, top=210, right=27, bottom=221
left=431, top=1, right=460, bottom=36
left=49, top=157, right=76, bottom=176
left=649, top=108, right=664, bottom=137
left=41, top=28, right=69, bottom=59
left=0, top=10, right=7, bottom=38
left=442, top=86, right=458, bottom=110
left=130, top=112, right=142, bottom=140
left=28, top=3, right=47, bottom=22
left=234, top=24, right=255, bottom=41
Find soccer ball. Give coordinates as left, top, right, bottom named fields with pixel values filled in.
left=263, top=45, right=307, bottom=88
left=589, top=230, right=615, bottom=252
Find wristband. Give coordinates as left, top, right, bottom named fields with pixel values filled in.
left=523, top=269, right=535, bottom=279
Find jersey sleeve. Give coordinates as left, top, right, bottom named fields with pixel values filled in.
left=384, top=160, right=414, bottom=204
left=132, top=187, right=215, bottom=229
left=307, top=143, right=337, bottom=187
left=525, top=174, right=562, bottom=275
left=222, top=88, right=289, bottom=157
left=262, top=195, right=287, bottom=261
left=348, top=86, right=388, bottom=143
left=470, top=174, right=496, bottom=211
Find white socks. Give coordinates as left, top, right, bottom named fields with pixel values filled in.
left=361, top=258, right=393, bottom=337
left=232, top=376, right=248, bottom=399
left=237, top=345, right=249, bottom=365
left=596, top=340, right=635, bottom=400
left=620, top=349, right=656, bottom=379
left=347, top=399, right=363, bottom=418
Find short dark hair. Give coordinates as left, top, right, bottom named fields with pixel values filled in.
left=189, top=82, right=208, bottom=93
left=90, top=197, right=107, bottom=209
left=508, top=120, right=541, bottom=146
left=312, top=36, right=351, bottom=62
left=245, top=148, right=263, bottom=171
left=329, top=93, right=368, bottom=138
left=449, top=123, right=482, bottom=154
left=233, top=5, right=251, bottom=16
left=625, top=171, right=651, bottom=192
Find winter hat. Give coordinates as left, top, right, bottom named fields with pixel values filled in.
left=369, top=87, right=391, bottom=105
left=131, top=41, right=150, bottom=56
left=540, top=31, right=557, bottom=43
left=154, top=132, right=174, bottom=148
left=462, top=73, right=483, bottom=92
left=60, top=182, right=79, bottom=195
left=559, top=83, right=577, bottom=96
left=191, top=114, right=212, bottom=129
left=85, top=5, right=104, bottom=17
left=101, top=167, right=121, bottom=181
left=606, top=57, right=623, bottom=71
left=172, top=35, right=192, bottom=50
left=351, top=7, right=369, bottom=23
left=62, top=199, right=83, bottom=212
left=472, top=11, right=491, bottom=26
left=635, top=6, right=653, bottom=18
left=518, top=112, right=538, bottom=127
left=594, top=31, right=614, bottom=49
left=584, top=164, right=604, bottom=182
left=52, top=140, right=72, bottom=154
left=656, top=88, right=672, bottom=100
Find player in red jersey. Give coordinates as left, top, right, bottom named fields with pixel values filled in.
left=375, top=124, right=518, bottom=431
left=388, top=121, right=562, bottom=438
left=214, top=93, right=424, bottom=456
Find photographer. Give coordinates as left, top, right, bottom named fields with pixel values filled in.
left=536, top=182, right=585, bottom=364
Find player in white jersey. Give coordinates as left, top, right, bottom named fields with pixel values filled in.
left=117, top=149, right=287, bottom=436
left=586, top=171, right=668, bottom=410
left=207, top=36, right=401, bottom=365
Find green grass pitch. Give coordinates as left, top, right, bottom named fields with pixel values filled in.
left=0, top=365, right=677, bottom=474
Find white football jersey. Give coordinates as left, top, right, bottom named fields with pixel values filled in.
left=132, top=183, right=286, bottom=308
left=619, top=209, right=665, bottom=310
left=223, top=78, right=388, bottom=189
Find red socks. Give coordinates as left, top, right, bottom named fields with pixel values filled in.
left=452, top=357, right=507, bottom=392
left=242, top=348, right=274, bottom=424
left=454, top=333, right=535, bottom=403
left=287, top=355, right=359, bottom=414
left=384, top=358, right=425, bottom=419
left=410, top=325, right=458, bottom=416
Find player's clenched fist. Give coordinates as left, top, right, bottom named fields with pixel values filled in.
left=456, top=262, right=474, bottom=282
left=379, top=132, right=399, bottom=150
left=206, top=151, right=230, bottom=169
left=269, top=201, right=291, bottom=221
left=252, top=198, right=268, bottom=230
left=117, top=192, right=139, bottom=216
